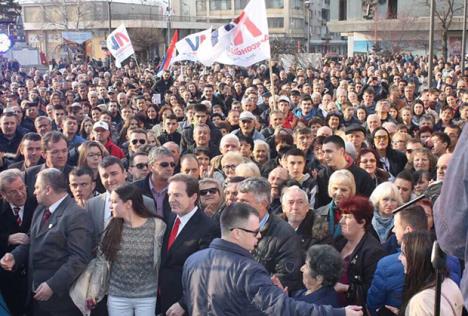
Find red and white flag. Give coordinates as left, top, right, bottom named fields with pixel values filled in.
left=198, top=0, right=270, bottom=67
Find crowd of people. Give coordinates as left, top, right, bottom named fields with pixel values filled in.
left=0, top=52, right=466, bottom=316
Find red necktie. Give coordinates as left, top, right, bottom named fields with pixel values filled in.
left=13, top=207, right=22, bottom=226
left=42, top=208, right=51, bottom=227
left=167, top=217, right=181, bottom=251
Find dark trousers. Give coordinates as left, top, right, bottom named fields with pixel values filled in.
left=0, top=270, right=28, bottom=316
left=91, top=296, right=108, bottom=316
left=32, top=299, right=82, bottom=316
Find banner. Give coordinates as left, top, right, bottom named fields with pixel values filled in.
left=106, top=24, right=135, bottom=68
left=197, top=0, right=270, bottom=67
left=172, top=28, right=212, bottom=63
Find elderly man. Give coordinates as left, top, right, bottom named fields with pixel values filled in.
left=232, top=111, right=265, bottom=141
left=237, top=177, right=303, bottom=292
left=0, top=169, right=37, bottom=315
left=210, top=134, right=240, bottom=171
left=182, top=203, right=362, bottom=315
left=281, top=186, right=329, bottom=253
left=267, top=167, right=289, bottom=214
left=1, top=169, right=93, bottom=316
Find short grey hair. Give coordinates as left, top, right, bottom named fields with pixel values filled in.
left=253, top=139, right=270, bottom=160
left=281, top=185, right=309, bottom=205
left=0, top=169, right=24, bottom=192
left=148, top=146, right=174, bottom=165
left=238, top=177, right=271, bottom=204
left=220, top=134, right=240, bottom=149
left=37, top=168, right=67, bottom=193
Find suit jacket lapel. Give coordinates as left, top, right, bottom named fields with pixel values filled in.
left=168, top=210, right=201, bottom=253
left=35, top=196, right=69, bottom=238
left=98, top=194, right=107, bottom=233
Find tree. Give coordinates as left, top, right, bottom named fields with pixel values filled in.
left=423, top=0, right=463, bottom=60
left=0, top=0, right=21, bottom=21
left=128, top=28, right=162, bottom=62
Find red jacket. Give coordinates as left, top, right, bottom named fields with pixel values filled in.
left=104, top=139, right=125, bottom=159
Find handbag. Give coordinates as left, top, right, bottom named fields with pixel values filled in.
left=69, top=257, right=110, bottom=316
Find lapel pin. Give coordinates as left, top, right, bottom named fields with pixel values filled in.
left=48, top=224, right=53, bottom=229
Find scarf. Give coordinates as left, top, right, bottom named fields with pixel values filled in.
left=372, top=210, right=394, bottom=243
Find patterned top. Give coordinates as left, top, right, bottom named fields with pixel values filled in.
left=108, top=219, right=156, bottom=298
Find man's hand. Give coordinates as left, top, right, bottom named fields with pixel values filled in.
left=334, top=282, right=349, bottom=293
left=345, top=305, right=363, bottom=316
left=271, top=275, right=288, bottom=294
left=33, top=282, right=54, bottom=301
left=166, top=302, right=185, bottom=316
left=8, top=233, right=29, bottom=245
left=0, top=253, right=15, bottom=270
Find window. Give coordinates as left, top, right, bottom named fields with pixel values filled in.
left=339, top=0, right=347, bottom=21
left=290, top=0, right=301, bottom=10
left=266, top=0, right=284, bottom=9
left=196, top=0, right=207, bottom=15
left=388, top=0, right=398, bottom=19
left=234, top=0, right=249, bottom=10
left=290, top=18, right=304, bottom=29
left=210, top=0, right=231, bottom=10
left=268, top=17, right=284, bottom=28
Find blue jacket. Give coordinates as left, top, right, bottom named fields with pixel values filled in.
left=182, top=238, right=346, bottom=316
left=367, top=251, right=462, bottom=316
left=293, top=286, right=341, bottom=307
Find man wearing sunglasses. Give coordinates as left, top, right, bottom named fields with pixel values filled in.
left=134, top=146, right=175, bottom=222
left=128, top=151, right=150, bottom=182
left=127, top=128, right=148, bottom=155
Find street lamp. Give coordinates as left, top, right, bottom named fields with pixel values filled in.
left=164, top=0, right=172, bottom=49
left=428, top=0, right=435, bottom=88
left=304, top=0, right=311, bottom=53
left=461, top=0, right=467, bottom=72
left=107, top=0, right=112, bottom=35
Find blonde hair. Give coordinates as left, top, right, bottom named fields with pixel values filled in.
left=328, top=169, right=356, bottom=197
left=235, top=161, right=261, bottom=178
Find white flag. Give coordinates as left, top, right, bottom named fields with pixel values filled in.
left=172, top=28, right=212, bottom=63
left=106, top=24, right=135, bottom=68
left=197, top=0, right=270, bottom=67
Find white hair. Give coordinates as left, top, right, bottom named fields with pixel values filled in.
left=281, top=185, right=309, bottom=205
left=369, top=181, right=403, bottom=209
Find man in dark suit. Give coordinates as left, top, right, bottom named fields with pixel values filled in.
left=0, top=169, right=37, bottom=316
left=24, top=131, right=73, bottom=196
left=0, top=168, right=93, bottom=316
left=159, top=174, right=218, bottom=316
left=134, top=146, right=175, bottom=223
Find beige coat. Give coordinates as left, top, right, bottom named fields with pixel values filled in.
left=70, top=218, right=166, bottom=316
left=405, top=278, right=463, bottom=316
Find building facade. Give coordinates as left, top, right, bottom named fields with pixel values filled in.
left=328, top=0, right=468, bottom=57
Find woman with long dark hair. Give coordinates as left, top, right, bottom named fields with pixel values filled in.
left=371, top=127, right=407, bottom=178
left=398, top=231, right=463, bottom=316
left=88, top=184, right=166, bottom=316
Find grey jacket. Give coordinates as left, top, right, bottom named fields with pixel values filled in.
left=434, top=124, right=468, bottom=308
left=182, top=238, right=345, bottom=316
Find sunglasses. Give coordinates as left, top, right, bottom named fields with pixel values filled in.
left=131, top=139, right=146, bottom=145
left=200, top=188, right=219, bottom=196
left=133, top=163, right=148, bottom=170
left=159, top=162, right=176, bottom=168
left=360, top=159, right=376, bottom=164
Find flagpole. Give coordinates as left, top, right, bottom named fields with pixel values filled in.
left=133, top=53, right=141, bottom=71
left=269, top=59, right=276, bottom=109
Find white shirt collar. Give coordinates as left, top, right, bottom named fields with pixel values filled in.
left=9, top=204, right=24, bottom=219
left=175, top=206, right=198, bottom=237
left=48, top=194, right=68, bottom=214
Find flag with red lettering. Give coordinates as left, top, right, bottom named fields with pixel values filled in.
left=106, top=24, right=135, bottom=68
left=197, top=0, right=270, bottom=67
left=158, top=30, right=179, bottom=76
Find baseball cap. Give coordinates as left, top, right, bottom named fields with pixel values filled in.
left=93, top=121, right=109, bottom=131
left=278, top=95, right=291, bottom=103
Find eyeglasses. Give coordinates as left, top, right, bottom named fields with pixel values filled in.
left=131, top=139, right=146, bottom=145
left=230, top=227, right=260, bottom=236
left=159, top=162, right=176, bottom=168
left=133, top=163, right=148, bottom=170
left=200, top=188, right=219, bottom=196
left=222, top=164, right=237, bottom=170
